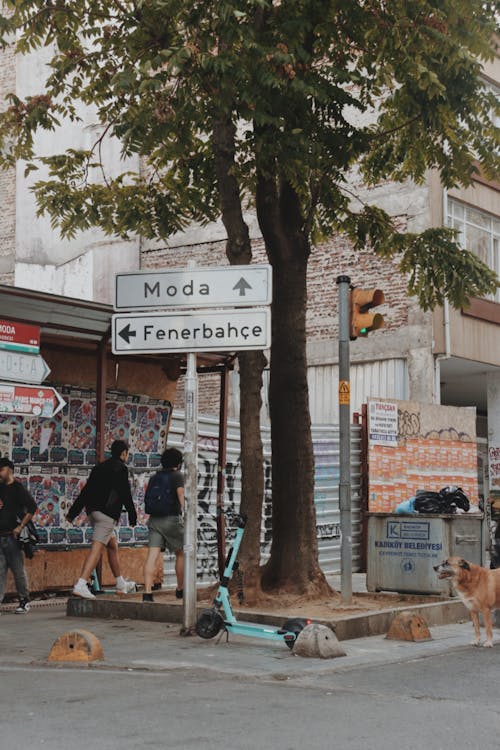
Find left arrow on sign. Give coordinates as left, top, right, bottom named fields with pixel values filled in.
left=118, top=324, right=137, bottom=344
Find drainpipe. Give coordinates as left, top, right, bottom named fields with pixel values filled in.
left=434, top=187, right=451, bottom=403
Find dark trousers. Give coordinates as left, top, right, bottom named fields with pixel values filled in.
left=0, top=536, right=29, bottom=601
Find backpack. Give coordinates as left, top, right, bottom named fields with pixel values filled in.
left=144, top=471, right=179, bottom=517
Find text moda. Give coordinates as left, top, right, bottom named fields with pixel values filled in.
left=142, top=322, right=264, bottom=341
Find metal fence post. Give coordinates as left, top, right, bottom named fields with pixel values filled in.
left=183, top=351, right=198, bottom=632
left=337, top=275, right=352, bottom=604
left=181, top=256, right=199, bottom=633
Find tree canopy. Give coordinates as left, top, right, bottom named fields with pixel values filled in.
left=1, top=0, right=499, bottom=596
left=0, top=0, right=498, bottom=308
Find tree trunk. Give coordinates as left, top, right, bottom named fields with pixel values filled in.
left=213, top=119, right=266, bottom=602
left=256, top=177, right=330, bottom=596
left=237, top=349, right=266, bottom=603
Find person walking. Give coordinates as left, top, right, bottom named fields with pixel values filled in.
left=0, top=458, right=37, bottom=613
left=66, top=439, right=137, bottom=599
left=142, top=448, right=185, bottom=603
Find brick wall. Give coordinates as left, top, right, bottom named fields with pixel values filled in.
left=0, top=31, right=16, bottom=278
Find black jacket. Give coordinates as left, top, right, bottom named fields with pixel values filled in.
left=67, top=458, right=137, bottom=525
left=0, top=480, right=37, bottom=533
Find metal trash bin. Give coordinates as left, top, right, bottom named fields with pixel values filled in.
left=366, top=513, right=484, bottom=596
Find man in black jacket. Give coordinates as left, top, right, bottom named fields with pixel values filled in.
left=67, top=440, right=137, bottom=599
left=0, top=457, right=37, bottom=613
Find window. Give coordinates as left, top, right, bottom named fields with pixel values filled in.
left=484, top=80, right=500, bottom=131
left=447, top=198, right=500, bottom=303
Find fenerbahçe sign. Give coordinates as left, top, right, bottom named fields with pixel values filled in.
left=112, top=309, right=271, bottom=354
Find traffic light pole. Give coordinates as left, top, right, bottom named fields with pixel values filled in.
left=336, top=275, right=352, bottom=604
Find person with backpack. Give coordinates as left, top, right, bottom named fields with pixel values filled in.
left=0, top=457, right=37, bottom=613
left=66, top=439, right=137, bottom=599
left=142, top=448, right=185, bottom=603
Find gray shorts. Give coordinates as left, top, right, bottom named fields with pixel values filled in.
left=148, top=516, right=184, bottom=553
left=89, top=511, right=116, bottom=545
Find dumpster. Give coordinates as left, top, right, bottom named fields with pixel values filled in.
left=366, top=513, right=484, bottom=596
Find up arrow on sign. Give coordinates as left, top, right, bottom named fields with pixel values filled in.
left=232, top=277, right=252, bottom=296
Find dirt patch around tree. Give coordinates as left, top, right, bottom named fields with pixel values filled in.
left=126, top=587, right=443, bottom=620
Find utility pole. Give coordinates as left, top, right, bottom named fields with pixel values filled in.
left=183, top=264, right=199, bottom=634
left=336, top=275, right=352, bottom=604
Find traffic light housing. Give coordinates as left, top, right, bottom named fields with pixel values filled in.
left=349, top=288, right=385, bottom=340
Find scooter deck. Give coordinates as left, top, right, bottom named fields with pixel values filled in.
left=224, top=621, right=292, bottom=643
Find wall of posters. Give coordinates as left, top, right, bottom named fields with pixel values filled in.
left=1, top=387, right=171, bottom=546
left=368, top=399, right=479, bottom=512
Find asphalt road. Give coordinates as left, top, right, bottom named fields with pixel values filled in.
left=1, top=645, right=499, bottom=750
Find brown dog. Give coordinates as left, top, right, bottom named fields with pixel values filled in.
left=434, top=557, right=500, bottom=647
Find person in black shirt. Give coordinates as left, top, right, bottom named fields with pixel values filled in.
left=0, top=458, right=37, bottom=614
left=66, top=440, right=137, bottom=599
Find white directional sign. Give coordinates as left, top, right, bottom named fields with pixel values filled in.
left=0, top=350, right=50, bottom=385
left=114, top=264, right=272, bottom=311
left=112, top=309, right=271, bottom=354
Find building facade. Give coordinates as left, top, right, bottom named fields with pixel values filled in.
left=1, top=35, right=499, bottom=498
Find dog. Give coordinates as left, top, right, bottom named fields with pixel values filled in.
left=434, top=557, right=500, bottom=647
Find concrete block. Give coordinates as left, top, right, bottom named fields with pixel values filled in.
left=293, top=623, right=346, bottom=659
left=386, top=612, right=432, bottom=642
left=48, top=629, right=104, bottom=662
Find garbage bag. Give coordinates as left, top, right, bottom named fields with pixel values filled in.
left=414, top=486, right=470, bottom=514
left=439, top=486, right=470, bottom=512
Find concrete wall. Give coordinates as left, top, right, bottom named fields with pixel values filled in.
left=10, top=44, right=141, bottom=302
left=0, top=22, right=16, bottom=282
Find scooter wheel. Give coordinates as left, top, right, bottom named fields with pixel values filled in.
left=195, top=609, right=225, bottom=639
left=281, top=617, right=311, bottom=649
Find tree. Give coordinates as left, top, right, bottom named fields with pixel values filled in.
left=1, top=0, right=498, bottom=596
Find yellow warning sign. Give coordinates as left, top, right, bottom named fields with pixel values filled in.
left=339, top=380, right=350, bottom=405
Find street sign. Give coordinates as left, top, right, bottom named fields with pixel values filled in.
left=0, top=351, right=50, bottom=385
left=112, top=309, right=271, bottom=355
left=114, top=264, right=272, bottom=311
left=0, top=383, right=65, bottom=418
left=0, top=320, right=40, bottom=354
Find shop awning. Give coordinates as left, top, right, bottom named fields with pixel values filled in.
left=0, top=284, right=111, bottom=343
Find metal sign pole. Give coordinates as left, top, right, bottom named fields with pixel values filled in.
left=183, top=350, right=198, bottom=633
left=337, top=275, right=352, bottom=604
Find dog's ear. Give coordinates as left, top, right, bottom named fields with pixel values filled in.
left=459, top=559, right=470, bottom=571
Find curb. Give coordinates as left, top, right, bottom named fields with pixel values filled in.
left=66, top=596, right=469, bottom=641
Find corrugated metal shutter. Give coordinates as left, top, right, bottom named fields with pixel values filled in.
left=163, top=412, right=362, bottom=585
left=307, top=359, right=408, bottom=424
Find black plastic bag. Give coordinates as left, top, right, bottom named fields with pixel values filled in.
left=414, top=486, right=470, bottom=515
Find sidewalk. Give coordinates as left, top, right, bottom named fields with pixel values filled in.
left=0, top=605, right=493, bottom=680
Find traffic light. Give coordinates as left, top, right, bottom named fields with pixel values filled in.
left=349, top=288, right=385, bottom=340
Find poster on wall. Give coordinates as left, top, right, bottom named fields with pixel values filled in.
left=0, top=424, right=13, bottom=458
left=489, top=445, right=500, bottom=491
left=368, top=400, right=398, bottom=447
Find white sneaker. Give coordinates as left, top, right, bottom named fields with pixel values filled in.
left=72, top=580, right=96, bottom=599
left=116, top=579, right=136, bottom=595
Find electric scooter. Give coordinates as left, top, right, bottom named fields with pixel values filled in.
left=196, top=515, right=310, bottom=648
